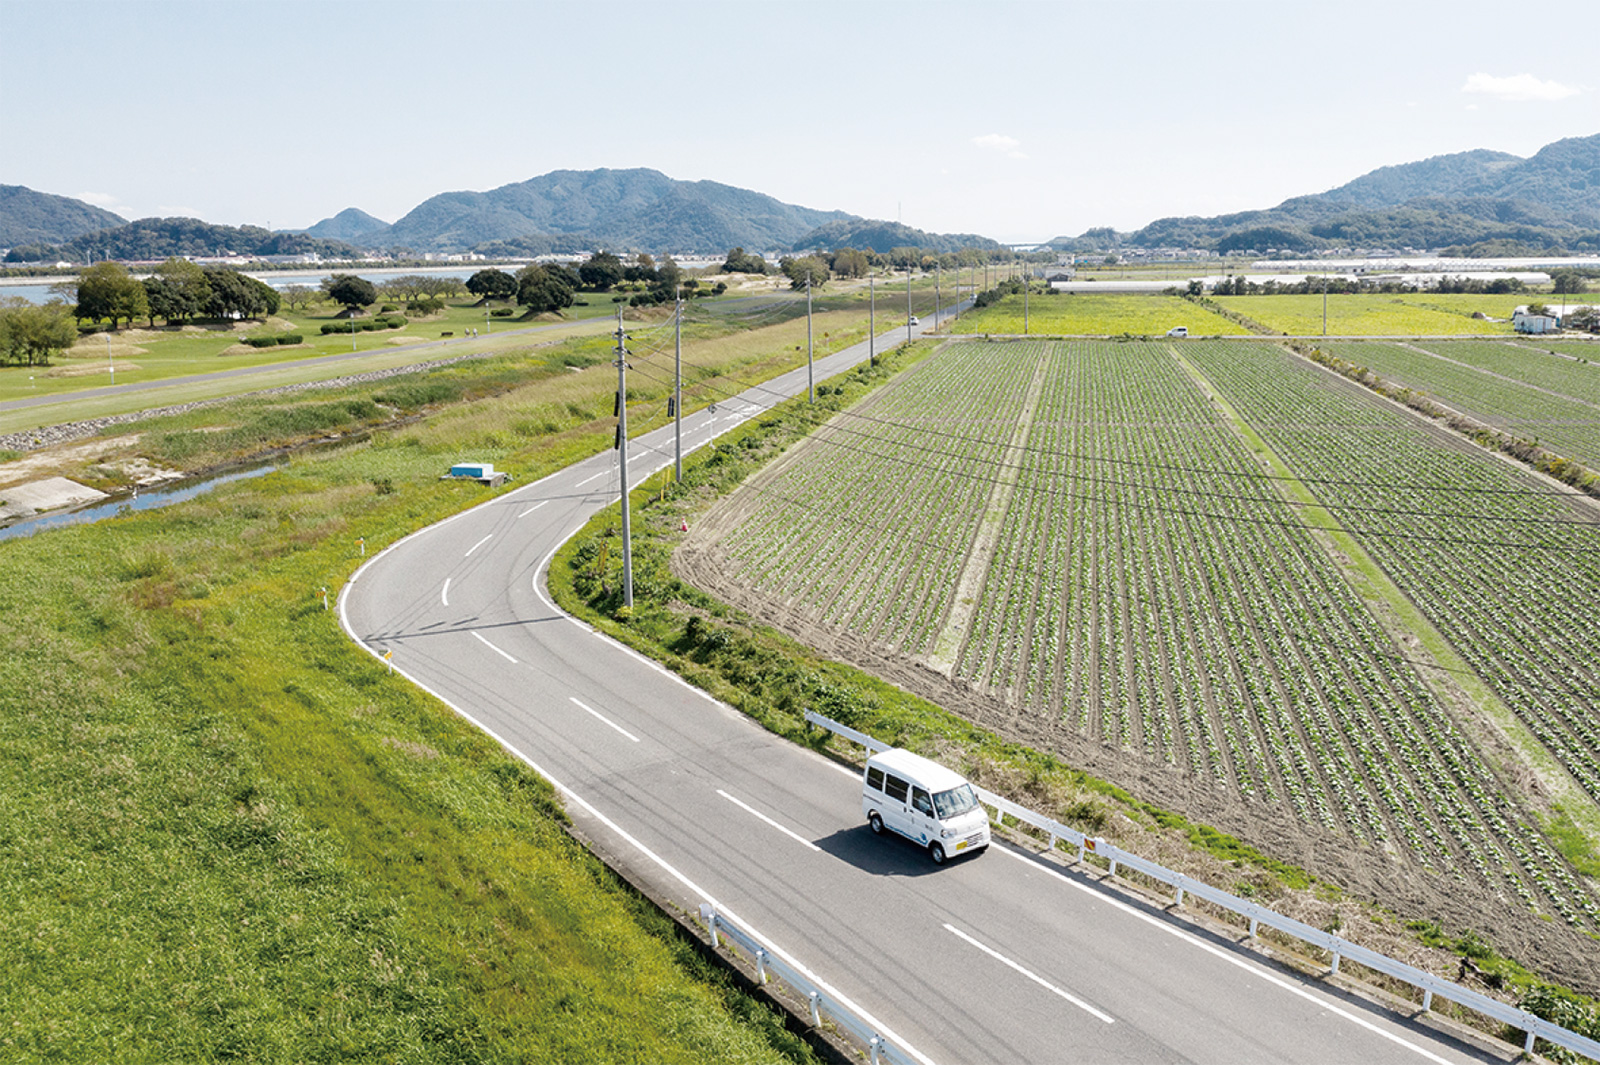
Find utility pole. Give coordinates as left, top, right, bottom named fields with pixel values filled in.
left=868, top=274, right=875, bottom=366
left=1322, top=274, right=1328, bottom=338
left=613, top=307, right=633, bottom=608
left=806, top=276, right=814, bottom=403
left=1023, top=262, right=1029, bottom=334
left=935, top=264, right=941, bottom=331
left=906, top=263, right=913, bottom=342
left=673, top=288, right=683, bottom=482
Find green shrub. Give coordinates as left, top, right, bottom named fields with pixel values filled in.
left=491, top=308, right=513, bottom=318
left=243, top=336, right=278, bottom=348
left=276, top=334, right=303, bottom=346
left=383, top=315, right=406, bottom=329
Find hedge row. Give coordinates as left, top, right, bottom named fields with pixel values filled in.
left=242, top=333, right=305, bottom=348
left=319, top=315, right=407, bottom=335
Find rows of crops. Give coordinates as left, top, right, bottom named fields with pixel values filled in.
left=1185, top=341, right=1600, bottom=923
left=1210, top=294, right=1517, bottom=336
left=1320, top=340, right=1600, bottom=470
left=711, top=339, right=1599, bottom=927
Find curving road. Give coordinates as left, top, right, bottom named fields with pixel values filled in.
left=340, top=317, right=1508, bottom=1064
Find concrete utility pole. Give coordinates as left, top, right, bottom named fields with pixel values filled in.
left=1023, top=262, right=1030, bottom=334
left=613, top=307, right=633, bottom=608
left=1322, top=274, right=1328, bottom=337
left=935, top=264, right=942, bottom=331
left=907, top=265, right=913, bottom=343
left=674, top=290, right=683, bottom=482
left=806, top=276, right=814, bottom=403
left=869, top=275, right=875, bottom=366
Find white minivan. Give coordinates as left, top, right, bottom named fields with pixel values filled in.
left=862, top=748, right=990, bottom=863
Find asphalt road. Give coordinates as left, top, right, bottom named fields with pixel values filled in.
left=340, top=315, right=1509, bottom=1064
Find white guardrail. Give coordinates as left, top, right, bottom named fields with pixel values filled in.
left=803, top=711, right=1600, bottom=1063
left=698, top=902, right=917, bottom=1065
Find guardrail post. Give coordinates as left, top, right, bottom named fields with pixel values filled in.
left=809, top=990, right=822, bottom=1026
left=1330, top=945, right=1342, bottom=976
left=869, top=1035, right=883, bottom=1064
left=1174, top=875, right=1186, bottom=908
left=1248, top=917, right=1258, bottom=939
left=1077, top=838, right=1086, bottom=863
left=754, top=948, right=768, bottom=985
left=1421, top=988, right=1433, bottom=1012
left=699, top=903, right=720, bottom=949
left=1522, top=1016, right=1536, bottom=1055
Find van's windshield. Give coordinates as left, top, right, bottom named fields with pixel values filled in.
left=932, top=783, right=979, bottom=820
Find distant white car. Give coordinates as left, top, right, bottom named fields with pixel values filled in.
left=909, top=315, right=920, bottom=326
left=1166, top=326, right=1188, bottom=337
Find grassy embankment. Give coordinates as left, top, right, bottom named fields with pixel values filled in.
left=952, top=293, right=1248, bottom=336
left=545, top=337, right=1600, bottom=1046
left=0, top=286, right=932, bottom=1061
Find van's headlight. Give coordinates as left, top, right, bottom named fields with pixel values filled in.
left=941, top=827, right=955, bottom=838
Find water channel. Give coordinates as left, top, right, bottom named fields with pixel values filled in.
left=0, top=461, right=283, bottom=544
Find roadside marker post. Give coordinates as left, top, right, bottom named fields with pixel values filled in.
left=320, top=586, right=329, bottom=611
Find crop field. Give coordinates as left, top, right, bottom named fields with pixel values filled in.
left=1212, top=294, right=1517, bottom=336
left=1319, top=339, right=1600, bottom=469
left=952, top=293, right=1248, bottom=336
left=688, top=338, right=1600, bottom=937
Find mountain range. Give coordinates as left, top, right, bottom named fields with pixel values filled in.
left=1052, top=133, right=1600, bottom=255
left=5, top=135, right=1599, bottom=262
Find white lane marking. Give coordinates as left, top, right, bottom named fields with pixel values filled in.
left=465, top=533, right=493, bottom=557
left=576, top=469, right=608, bottom=487
left=827, top=761, right=858, bottom=779
left=517, top=500, right=549, bottom=519
left=332, top=633, right=935, bottom=1065
left=717, top=790, right=821, bottom=852
left=441, top=578, right=450, bottom=607
left=569, top=697, right=641, bottom=743
left=944, top=923, right=1114, bottom=1024
left=472, top=631, right=517, bottom=663
left=993, top=848, right=1455, bottom=1064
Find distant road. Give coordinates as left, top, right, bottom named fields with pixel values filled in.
left=0, top=317, right=607, bottom=415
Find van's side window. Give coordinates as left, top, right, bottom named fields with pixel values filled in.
left=912, top=787, right=933, bottom=816
left=866, top=767, right=884, bottom=792
left=884, top=774, right=909, bottom=802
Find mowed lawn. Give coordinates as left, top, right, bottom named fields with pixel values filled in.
left=1212, top=293, right=1519, bottom=336
left=953, top=293, right=1248, bottom=335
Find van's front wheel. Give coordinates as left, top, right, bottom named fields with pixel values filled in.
left=868, top=812, right=884, bottom=835
left=929, top=841, right=947, bottom=865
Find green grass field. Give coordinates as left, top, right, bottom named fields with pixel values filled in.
left=1212, top=293, right=1519, bottom=336
left=0, top=298, right=925, bottom=1061
left=952, top=293, right=1248, bottom=335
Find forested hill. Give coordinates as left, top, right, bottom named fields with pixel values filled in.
left=10, top=218, right=363, bottom=263
left=1053, top=133, right=1600, bottom=255
left=790, top=218, right=1002, bottom=255
left=0, top=186, right=127, bottom=249
left=381, top=168, right=858, bottom=254
left=299, top=207, right=391, bottom=242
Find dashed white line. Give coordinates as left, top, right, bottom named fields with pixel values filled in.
left=944, top=923, right=1114, bottom=1023
left=576, top=469, right=608, bottom=487
left=717, top=790, right=821, bottom=852
left=441, top=578, right=450, bottom=606
left=472, top=631, right=516, bottom=663
left=517, top=500, right=549, bottom=519
left=465, top=533, right=493, bottom=557
left=992, top=847, right=1455, bottom=1063
left=569, top=697, right=641, bottom=743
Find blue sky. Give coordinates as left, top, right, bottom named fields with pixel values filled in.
left=2, top=0, right=1596, bottom=243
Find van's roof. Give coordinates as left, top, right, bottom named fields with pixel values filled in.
left=865, top=748, right=970, bottom=791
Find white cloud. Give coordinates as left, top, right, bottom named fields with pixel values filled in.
left=972, top=133, right=1028, bottom=160
left=1461, top=72, right=1581, bottom=102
